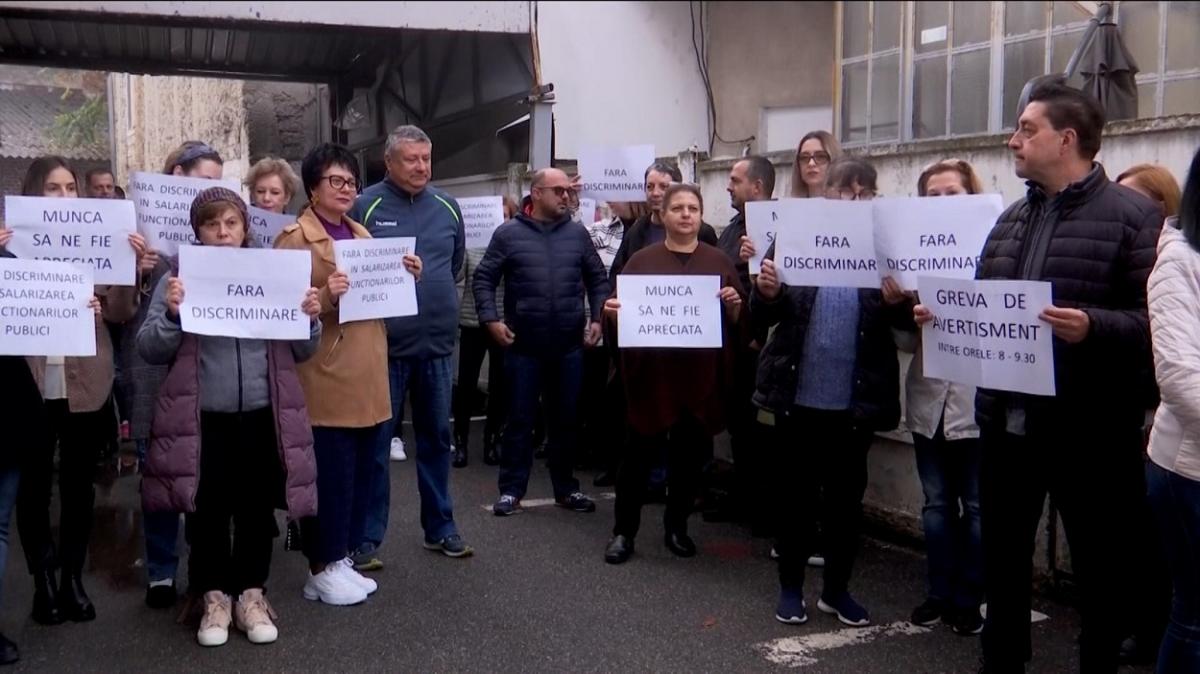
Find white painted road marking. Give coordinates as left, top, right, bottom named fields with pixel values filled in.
left=754, top=621, right=932, bottom=668
left=480, top=492, right=616, bottom=512
left=980, top=604, right=1050, bottom=624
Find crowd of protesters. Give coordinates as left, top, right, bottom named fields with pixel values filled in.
left=0, top=77, right=1197, bottom=674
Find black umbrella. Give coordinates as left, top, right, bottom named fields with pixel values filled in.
left=1016, top=2, right=1138, bottom=121
left=1077, top=20, right=1140, bottom=121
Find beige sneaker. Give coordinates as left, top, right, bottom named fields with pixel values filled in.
left=196, top=591, right=231, bottom=647
left=234, top=588, right=279, bottom=644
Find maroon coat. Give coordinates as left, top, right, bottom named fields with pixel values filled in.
left=142, top=333, right=318, bottom=518
left=610, top=242, right=746, bottom=437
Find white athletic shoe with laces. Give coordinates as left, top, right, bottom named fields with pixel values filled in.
left=340, top=558, right=378, bottom=595
left=197, top=591, right=231, bottom=647
left=234, top=588, right=278, bottom=644
left=303, top=565, right=368, bottom=606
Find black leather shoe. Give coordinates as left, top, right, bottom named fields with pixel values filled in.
left=145, top=582, right=177, bottom=610
left=483, top=432, right=500, bottom=466
left=31, top=569, right=64, bottom=625
left=58, top=572, right=96, bottom=622
left=604, top=535, right=634, bottom=565
left=0, top=632, right=18, bottom=666
left=452, top=435, right=469, bottom=468
left=593, top=471, right=616, bottom=487
left=665, top=532, right=697, bottom=558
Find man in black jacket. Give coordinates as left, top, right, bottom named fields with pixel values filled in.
left=711, top=155, right=775, bottom=528
left=473, top=168, right=611, bottom=517
left=917, top=81, right=1162, bottom=673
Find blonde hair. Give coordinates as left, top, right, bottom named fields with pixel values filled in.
left=917, top=159, right=984, bottom=196
left=790, top=130, right=842, bottom=197
left=1116, top=164, right=1182, bottom=218
left=245, top=157, right=301, bottom=203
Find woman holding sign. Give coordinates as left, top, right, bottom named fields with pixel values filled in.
left=889, top=159, right=986, bottom=636
left=275, top=143, right=424, bottom=604
left=138, top=187, right=322, bottom=647
left=754, top=158, right=908, bottom=628
left=6, top=156, right=145, bottom=627
left=601, top=183, right=746, bottom=565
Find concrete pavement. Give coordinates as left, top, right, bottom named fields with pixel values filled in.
left=0, top=425, right=1155, bottom=673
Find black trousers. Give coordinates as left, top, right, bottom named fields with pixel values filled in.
left=613, top=414, right=709, bottom=538
left=580, top=346, right=619, bottom=472
left=18, top=399, right=108, bottom=574
left=773, top=407, right=872, bottom=597
left=980, top=423, right=1143, bottom=672
left=185, top=409, right=282, bottom=596
left=729, top=346, right=771, bottom=527
left=453, top=325, right=506, bottom=441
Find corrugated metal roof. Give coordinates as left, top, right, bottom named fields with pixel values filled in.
left=0, top=7, right=391, bottom=82
left=0, top=83, right=108, bottom=159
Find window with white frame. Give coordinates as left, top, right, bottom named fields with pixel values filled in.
left=838, top=1, right=1200, bottom=147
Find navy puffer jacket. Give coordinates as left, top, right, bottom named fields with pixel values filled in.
left=473, top=212, right=611, bottom=356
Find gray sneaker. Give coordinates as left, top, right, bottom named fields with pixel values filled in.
left=493, top=495, right=521, bottom=517
left=423, top=534, right=474, bottom=558
left=350, top=545, right=383, bottom=572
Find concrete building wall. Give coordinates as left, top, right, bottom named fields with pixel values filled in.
left=108, top=73, right=250, bottom=187
left=537, top=1, right=710, bottom=160
left=705, top=1, right=836, bottom=158
left=243, top=82, right=325, bottom=165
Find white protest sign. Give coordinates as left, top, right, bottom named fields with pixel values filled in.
left=333, top=237, right=418, bottom=323
left=617, top=274, right=723, bottom=348
left=579, top=145, right=655, bottom=202
left=578, top=198, right=597, bottom=224
left=457, top=197, right=504, bottom=249
left=128, top=172, right=240, bottom=255
left=773, top=199, right=878, bottom=288
left=3, top=196, right=138, bottom=286
left=918, top=276, right=1055, bottom=396
left=744, top=201, right=779, bottom=275
left=874, top=194, right=1003, bottom=290
left=0, top=258, right=95, bottom=356
left=247, top=206, right=295, bottom=249
left=179, top=246, right=312, bottom=340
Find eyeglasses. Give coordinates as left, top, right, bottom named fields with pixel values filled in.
left=799, top=152, right=832, bottom=166
left=535, top=185, right=571, bottom=197
left=320, top=175, right=358, bottom=191
left=825, top=187, right=876, bottom=201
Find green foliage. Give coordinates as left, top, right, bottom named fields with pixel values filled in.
left=47, top=93, right=107, bottom=151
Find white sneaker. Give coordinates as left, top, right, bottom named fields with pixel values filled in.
left=197, top=591, right=231, bottom=647
left=234, top=588, right=278, bottom=644
left=303, top=566, right=368, bottom=606
left=390, top=438, right=408, bottom=462
left=340, top=558, right=378, bottom=595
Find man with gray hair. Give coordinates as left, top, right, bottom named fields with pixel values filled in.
left=350, top=124, right=471, bottom=565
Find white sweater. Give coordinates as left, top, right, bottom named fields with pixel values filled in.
left=1147, top=221, right=1200, bottom=481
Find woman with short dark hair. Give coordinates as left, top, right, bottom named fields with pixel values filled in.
left=275, top=143, right=426, bottom=606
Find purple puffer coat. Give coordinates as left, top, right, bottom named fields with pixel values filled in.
left=142, top=332, right=318, bottom=519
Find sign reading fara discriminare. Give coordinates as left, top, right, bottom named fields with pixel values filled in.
left=0, top=258, right=96, bottom=356
left=3, top=196, right=137, bottom=286
left=873, top=194, right=1003, bottom=290
left=773, top=199, right=878, bottom=288
left=617, top=274, right=722, bottom=348
left=579, top=145, right=655, bottom=202
left=918, top=276, right=1055, bottom=396
left=333, top=237, right=419, bottom=323
left=178, top=245, right=312, bottom=340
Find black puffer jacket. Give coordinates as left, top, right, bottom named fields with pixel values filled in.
left=473, top=212, right=610, bottom=356
left=751, top=244, right=906, bottom=430
left=975, top=164, right=1163, bottom=430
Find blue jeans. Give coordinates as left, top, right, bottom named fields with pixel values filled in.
left=0, top=467, right=20, bottom=605
left=1147, top=460, right=1200, bottom=674
left=913, top=426, right=983, bottom=610
left=362, top=356, right=457, bottom=548
left=499, top=349, right=583, bottom=501
left=140, top=440, right=181, bottom=584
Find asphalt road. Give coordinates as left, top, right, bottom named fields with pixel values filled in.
left=0, top=424, right=1157, bottom=673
